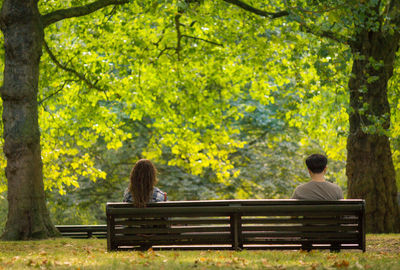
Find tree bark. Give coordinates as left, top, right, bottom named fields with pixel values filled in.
left=347, top=30, right=400, bottom=233
left=0, top=0, right=58, bottom=239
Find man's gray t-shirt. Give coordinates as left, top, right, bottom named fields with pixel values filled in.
left=292, top=181, right=343, bottom=200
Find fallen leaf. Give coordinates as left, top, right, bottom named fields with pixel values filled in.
left=333, top=260, right=350, bottom=268
left=26, top=259, right=35, bottom=266
left=298, top=260, right=306, bottom=265
left=12, top=256, right=20, bottom=262
left=261, top=259, right=271, bottom=267
left=327, top=254, right=337, bottom=260
left=310, top=263, right=319, bottom=270
left=354, top=261, right=364, bottom=269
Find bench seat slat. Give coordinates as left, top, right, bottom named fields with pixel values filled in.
left=108, top=205, right=362, bottom=215
left=116, top=239, right=234, bottom=246
left=107, top=199, right=364, bottom=208
left=242, top=217, right=359, bottom=224
left=243, top=239, right=362, bottom=244
left=115, top=233, right=231, bottom=241
left=115, top=218, right=230, bottom=226
left=242, top=231, right=359, bottom=238
left=112, top=212, right=359, bottom=218
left=241, top=225, right=359, bottom=232
left=242, top=245, right=361, bottom=250
left=115, top=226, right=231, bottom=234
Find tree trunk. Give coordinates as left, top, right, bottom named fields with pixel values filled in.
left=0, top=0, right=58, bottom=240
left=346, top=30, right=400, bottom=233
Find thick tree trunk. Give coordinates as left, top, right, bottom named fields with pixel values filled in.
left=347, top=30, right=400, bottom=233
left=0, top=0, right=58, bottom=239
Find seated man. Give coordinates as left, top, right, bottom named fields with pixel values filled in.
left=292, top=154, right=343, bottom=252
left=292, top=154, right=343, bottom=200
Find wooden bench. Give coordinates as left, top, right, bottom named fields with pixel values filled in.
left=56, top=225, right=107, bottom=239
left=106, top=199, right=365, bottom=251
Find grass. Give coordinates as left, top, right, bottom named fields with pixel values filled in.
left=0, top=235, right=399, bottom=269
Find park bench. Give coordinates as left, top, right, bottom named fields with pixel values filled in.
left=106, top=199, right=365, bottom=251
left=56, top=225, right=107, bottom=239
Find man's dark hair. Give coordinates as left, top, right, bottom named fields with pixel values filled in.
left=305, top=154, right=327, bottom=173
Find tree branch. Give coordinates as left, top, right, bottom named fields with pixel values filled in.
left=175, top=14, right=183, bottom=62
left=181, top=35, right=223, bottom=47
left=222, top=0, right=289, bottom=18
left=222, top=0, right=352, bottom=46
left=44, top=41, right=109, bottom=96
left=153, top=46, right=175, bottom=62
left=299, top=23, right=353, bottom=46
left=41, top=0, right=129, bottom=28
left=38, top=79, right=78, bottom=105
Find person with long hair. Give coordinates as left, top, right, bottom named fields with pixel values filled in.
left=123, top=159, right=167, bottom=207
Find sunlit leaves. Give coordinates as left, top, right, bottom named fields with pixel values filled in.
left=37, top=1, right=255, bottom=191
left=1, top=0, right=398, bottom=203
left=37, top=0, right=351, bottom=195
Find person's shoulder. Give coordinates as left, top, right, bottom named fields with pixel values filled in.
left=153, top=187, right=162, bottom=192
left=291, top=182, right=309, bottom=197
left=294, top=182, right=312, bottom=190
left=324, top=181, right=341, bottom=189
left=153, top=187, right=165, bottom=196
left=123, top=188, right=132, bottom=202
left=291, top=182, right=312, bottom=199
left=152, top=187, right=167, bottom=202
left=324, top=181, right=343, bottom=198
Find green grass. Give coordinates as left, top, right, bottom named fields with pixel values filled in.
left=0, top=235, right=399, bottom=269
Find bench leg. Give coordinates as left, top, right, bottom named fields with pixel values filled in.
left=301, top=243, right=312, bottom=252
left=140, top=244, right=152, bottom=251
left=330, top=243, right=340, bottom=252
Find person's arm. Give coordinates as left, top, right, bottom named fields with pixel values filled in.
left=291, top=188, right=299, bottom=199
left=337, top=187, right=344, bottom=200
left=123, top=188, right=132, bottom=202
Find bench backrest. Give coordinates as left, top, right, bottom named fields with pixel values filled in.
left=106, top=199, right=365, bottom=251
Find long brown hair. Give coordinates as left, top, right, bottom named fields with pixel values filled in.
left=128, top=159, right=157, bottom=207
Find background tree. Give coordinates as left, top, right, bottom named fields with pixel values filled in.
left=0, top=0, right=129, bottom=240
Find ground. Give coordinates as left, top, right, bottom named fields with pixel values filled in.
left=0, top=234, right=399, bottom=269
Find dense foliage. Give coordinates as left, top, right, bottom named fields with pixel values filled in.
left=0, top=0, right=399, bottom=227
